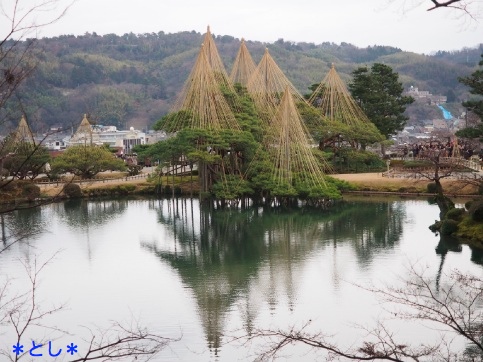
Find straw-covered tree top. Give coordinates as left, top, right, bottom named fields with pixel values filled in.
left=307, top=64, right=384, bottom=145
left=230, top=39, right=257, bottom=87
left=247, top=48, right=307, bottom=121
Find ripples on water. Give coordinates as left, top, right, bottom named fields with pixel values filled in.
left=0, top=197, right=481, bottom=361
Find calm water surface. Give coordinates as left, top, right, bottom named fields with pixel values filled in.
left=1, top=197, right=482, bottom=361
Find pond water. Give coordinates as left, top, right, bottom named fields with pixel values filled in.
left=0, top=196, right=482, bottom=361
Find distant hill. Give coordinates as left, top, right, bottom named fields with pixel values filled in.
left=2, top=31, right=481, bottom=133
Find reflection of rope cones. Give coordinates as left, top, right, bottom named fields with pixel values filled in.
left=247, top=48, right=307, bottom=122
left=266, top=87, right=329, bottom=188
left=230, top=38, right=256, bottom=86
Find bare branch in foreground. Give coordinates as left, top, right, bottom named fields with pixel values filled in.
left=240, top=320, right=437, bottom=361
left=385, top=0, right=480, bottom=22
left=427, top=0, right=469, bottom=11
left=71, top=321, right=176, bottom=362
left=0, top=254, right=176, bottom=361
left=364, top=264, right=483, bottom=354
left=237, top=263, right=483, bottom=361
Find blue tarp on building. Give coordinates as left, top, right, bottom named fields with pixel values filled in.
left=437, top=105, right=453, bottom=120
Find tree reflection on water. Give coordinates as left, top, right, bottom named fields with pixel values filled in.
left=142, top=198, right=406, bottom=355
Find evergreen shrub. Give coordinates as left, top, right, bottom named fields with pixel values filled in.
left=465, top=200, right=474, bottom=210
left=468, top=200, right=483, bottom=222
left=445, top=207, right=465, bottom=221
left=441, top=219, right=459, bottom=235
left=21, top=183, right=40, bottom=200
left=427, top=182, right=438, bottom=194
left=63, top=183, right=82, bottom=198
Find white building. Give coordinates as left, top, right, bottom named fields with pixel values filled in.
left=66, top=115, right=146, bottom=154
left=93, top=126, right=146, bottom=154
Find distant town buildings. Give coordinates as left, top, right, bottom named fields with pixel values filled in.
left=5, top=114, right=158, bottom=156
left=395, top=117, right=466, bottom=144
left=405, top=86, right=447, bottom=105
left=59, top=114, right=148, bottom=155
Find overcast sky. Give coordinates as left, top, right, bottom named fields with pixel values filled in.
left=3, top=0, right=482, bottom=54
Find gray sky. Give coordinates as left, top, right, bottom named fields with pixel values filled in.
left=3, top=0, right=483, bottom=54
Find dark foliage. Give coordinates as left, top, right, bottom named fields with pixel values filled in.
left=468, top=199, right=483, bottom=222
left=349, top=63, right=414, bottom=138
left=20, top=182, right=40, bottom=200
left=63, top=183, right=82, bottom=198
left=445, top=207, right=465, bottom=221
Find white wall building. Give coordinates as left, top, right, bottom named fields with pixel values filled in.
left=66, top=115, right=146, bottom=154
left=94, top=126, right=146, bottom=154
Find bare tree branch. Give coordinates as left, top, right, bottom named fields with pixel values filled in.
left=1, top=0, right=76, bottom=125
left=240, top=263, right=483, bottom=361
left=70, top=321, right=176, bottom=362
left=0, top=254, right=176, bottom=361
left=428, top=0, right=468, bottom=10
left=386, top=0, right=481, bottom=21
left=239, top=319, right=437, bottom=361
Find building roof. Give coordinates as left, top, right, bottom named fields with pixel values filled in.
left=69, top=114, right=101, bottom=146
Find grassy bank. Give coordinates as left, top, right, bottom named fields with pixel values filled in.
left=37, top=175, right=199, bottom=198
left=331, top=173, right=480, bottom=195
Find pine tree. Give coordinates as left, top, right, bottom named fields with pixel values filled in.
left=459, top=53, right=483, bottom=120
left=349, top=63, right=414, bottom=139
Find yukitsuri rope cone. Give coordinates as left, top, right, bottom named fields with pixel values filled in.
left=70, top=114, right=101, bottom=146
left=161, top=27, right=244, bottom=195
left=202, top=25, right=236, bottom=94
left=307, top=64, right=383, bottom=144
left=12, top=115, right=35, bottom=144
left=246, top=48, right=307, bottom=122
left=169, top=43, right=239, bottom=132
left=229, top=38, right=256, bottom=86
left=308, top=64, right=369, bottom=125
left=266, top=86, right=329, bottom=191
left=309, top=64, right=384, bottom=142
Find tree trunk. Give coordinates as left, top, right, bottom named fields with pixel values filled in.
left=434, top=178, right=454, bottom=219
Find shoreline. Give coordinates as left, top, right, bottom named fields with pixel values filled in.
left=2, top=171, right=481, bottom=206
left=331, top=172, right=480, bottom=196
left=31, top=171, right=480, bottom=198
left=3, top=173, right=481, bottom=245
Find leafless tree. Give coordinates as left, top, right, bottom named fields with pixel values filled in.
left=0, top=1, right=77, bottom=205
left=387, top=0, right=482, bottom=20
left=0, top=0, right=75, bottom=120
left=410, top=147, right=458, bottom=217
left=1, top=5, right=176, bottom=360
left=0, top=253, right=175, bottom=362
left=413, top=145, right=482, bottom=215
left=242, top=264, right=483, bottom=361
left=242, top=322, right=438, bottom=361
left=426, top=0, right=476, bottom=11
left=416, top=148, right=454, bottom=186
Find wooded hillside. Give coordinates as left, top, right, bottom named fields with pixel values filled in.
left=2, top=31, right=481, bottom=133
